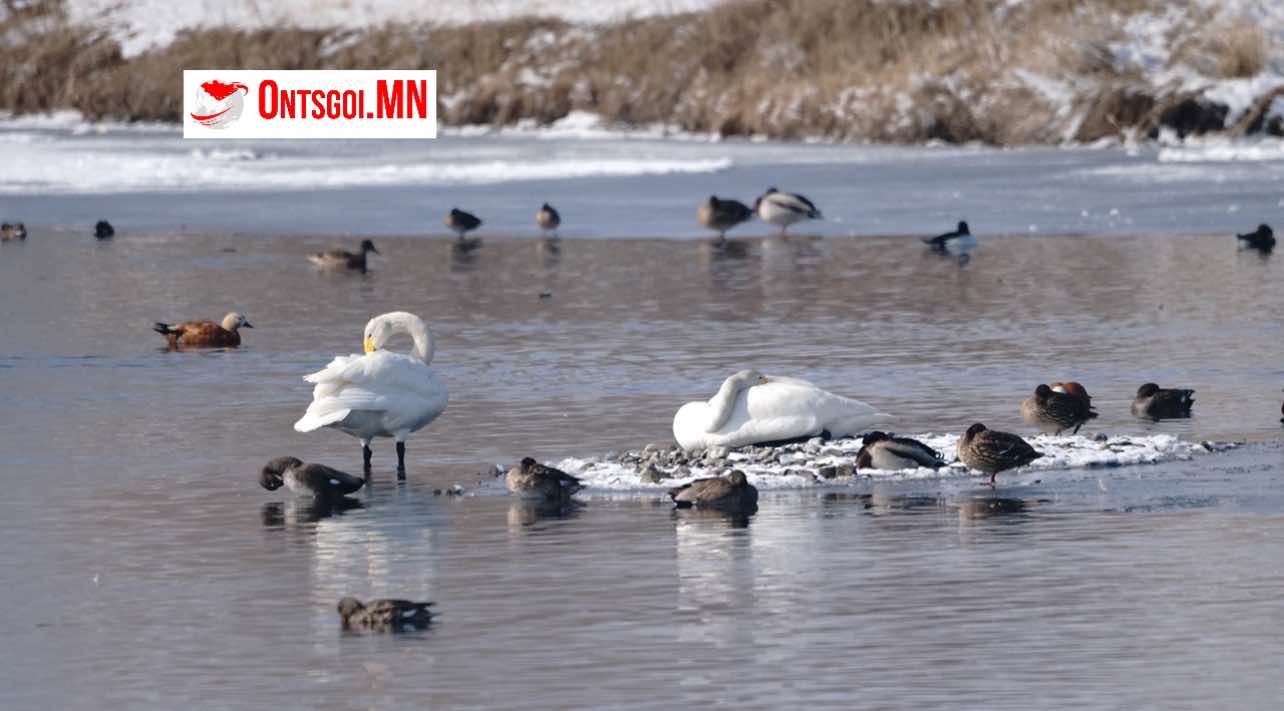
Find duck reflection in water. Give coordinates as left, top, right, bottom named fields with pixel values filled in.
left=506, top=499, right=585, bottom=529
left=261, top=498, right=365, bottom=528
left=671, top=506, right=754, bottom=529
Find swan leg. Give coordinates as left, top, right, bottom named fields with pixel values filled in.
left=396, top=441, right=406, bottom=479
left=362, top=440, right=373, bottom=477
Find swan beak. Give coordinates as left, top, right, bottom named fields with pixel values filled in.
left=363, top=336, right=376, bottom=353
left=759, top=376, right=769, bottom=384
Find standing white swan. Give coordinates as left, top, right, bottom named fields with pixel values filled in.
left=672, top=369, right=889, bottom=451
left=294, top=312, right=448, bottom=478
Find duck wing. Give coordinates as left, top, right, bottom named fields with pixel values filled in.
left=886, top=436, right=946, bottom=467
left=296, top=463, right=365, bottom=495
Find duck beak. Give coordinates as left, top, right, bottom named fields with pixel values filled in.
left=370, top=245, right=380, bottom=254
left=242, top=321, right=254, bottom=328
left=364, top=336, right=376, bottom=353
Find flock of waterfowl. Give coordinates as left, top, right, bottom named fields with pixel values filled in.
left=2, top=203, right=1276, bottom=632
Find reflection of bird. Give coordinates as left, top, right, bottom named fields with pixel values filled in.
left=698, top=195, right=754, bottom=240
left=1131, top=383, right=1194, bottom=420
left=260, top=456, right=365, bottom=498
left=505, top=457, right=583, bottom=502
left=309, top=239, right=379, bottom=273
left=337, top=597, right=434, bottom=631
left=754, top=187, right=821, bottom=235
left=855, top=431, right=946, bottom=470
left=536, top=203, right=561, bottom=238
left=922, top=221, right=976, bottom=257
left=294, top=312, right=449, bottom=477
left=1237, top=224, right=1275, bottom=252
left=1021, top=384, right=1097, bottom=434
left=668, top=470, right=758, bottom=513
left=95, top=220, right=114, bottom=239
left=957, top=423, right=1043, bottom=484
left=673, top=369, right=888, bottom=451
left=153, top=312, right=252, bottom=348
left=446, top=208, right=482, bottom=252
left=1, top=222, right=27, bottom=241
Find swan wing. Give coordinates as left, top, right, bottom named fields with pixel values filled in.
left=295, top=352, right=448, bottom=433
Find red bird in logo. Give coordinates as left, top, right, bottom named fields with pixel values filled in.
left=190, top=80, right=249, bottom=128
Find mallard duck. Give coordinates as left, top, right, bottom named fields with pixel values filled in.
left=855, top=431, right=946, bottom=470
left=754, top=187, right=821, bottom=235
left=668, top=470, right=758, bottom=513
left=337, top=597, right=434, bottom=631
left=94, top=220, right=114, bottom=240
left=294, top=312, right=449, bottom=477
left=536, top=203, right=561, bottom=238
left=957, top=423, right=1043, bottom=484
left=922, top=221, right=976, bottom=256
left=260, top=457, right=365, bottom=497
left=1021, top=383, right=1098, bottom=434
left=309, top=239, right=378, bottom=273
left=697, top=196, right=754, bottom=240
left=1237, top=224, right=1275, bottom=252
left=1131, top=383, right=1194, bottom=420
left=505, top=457, right=584, bottom=502
left=1, top=222, right=27, bottom=241
left=153, top=312, right=252, bottom=348
left=445, top=207, right=482, bottom=250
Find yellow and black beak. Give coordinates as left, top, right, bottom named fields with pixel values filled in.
left=363, top=336, right=376, bottom=353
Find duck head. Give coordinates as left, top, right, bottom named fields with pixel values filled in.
left=963, top=423, right=988, bottom=443
left=360, top=239, right=379, bottom=254
left=336, top=597, right=365, bottom=619
left=222, top=312, right=252, bottom=331
left=1034, top=384, right=1054, bottom=399
left=727, top=470, right=749, bottom=487
left=1137, top=383, right=1160, bottom=398
left=861, top=431, right=891, bottom=445
left=260, top=456, right=304, bottom=490
left=957, top=221, right=969, bottom=234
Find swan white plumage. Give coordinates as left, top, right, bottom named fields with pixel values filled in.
left=672, top=369, right=890, bottom=451
left=294, top=312, right=448, bottom=477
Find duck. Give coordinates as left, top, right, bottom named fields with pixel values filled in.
left=445, top=208, right=482, bottom=252
left=308, top=239, right=379, bottom=273
left=697, top=195, right=754, bottom=240
left=94, top=220, right=114, bottom=240
left=1, top=222, right=27, bottom=241
left=1237, top=224, right=1275, bottom=252
left=1020, top=383, right=1098, bottom=434
left=260, top=457, right=365, bottom=498
left=1050, top=381, right=1093, bottom=406
left=294, top=311, right=449, bottom=478
left=855, top=431, right=946, bottom=471
left=754, top=187, right=821, bottom=235
left=1131, top=383, right=1194, bottom=420
left=957, top=423, right=1043, bottom=484
left=505, top=457, right=584, bottom=502
left=153, top=312, right=252, bottom=348
left=668, top=469, right=758, bottom=513
left=672, top=369, right=889, bottom=451
left=536, top=203, right=561, bottom=238
left=922, top=221, right=976, bottom=256
left=337, top=597, right=434, bottom=631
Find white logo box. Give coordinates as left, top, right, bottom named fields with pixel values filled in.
left=183, top=70, right=437, bottom=139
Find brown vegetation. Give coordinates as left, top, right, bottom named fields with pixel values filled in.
left=1, top=0, right=1280, bottom=144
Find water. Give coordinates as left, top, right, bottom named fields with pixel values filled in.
left=3, top=226, right=1284, bottom=708
left=5, top=119, right=1284, bottom=707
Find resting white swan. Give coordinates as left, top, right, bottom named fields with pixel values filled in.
left=672, top=369, right=889, bottom=451
left=294, top=312, right=449, bottom=478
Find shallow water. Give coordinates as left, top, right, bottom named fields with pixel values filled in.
left=3, top=230, right=1284, bottom=708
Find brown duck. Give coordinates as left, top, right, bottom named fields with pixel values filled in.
left=337, top=597, right=434, bottom=631
left=1021, top=383, right=1098, bottom=434
left=505, top=457, right=584, bottom=502
left=668, top=469, right=758, bottom=513
left=957, top=423, right=1043, bottom=484
left=153, top=312, right=251, bottom=348
left=260, top=457, right=365, bottom=498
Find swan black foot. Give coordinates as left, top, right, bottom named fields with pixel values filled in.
left=396, top=442, right=406, bottom=480
left=362, top=444, right=373, bottom=478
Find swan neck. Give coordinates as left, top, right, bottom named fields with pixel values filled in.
left=407, top=319, right=434, bottom=364
left=706, top=375, right=747, bottom=432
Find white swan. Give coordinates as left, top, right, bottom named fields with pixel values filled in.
left=294, top=312, right=448, bottom=477
left=672, top=369, right=889, bottom=451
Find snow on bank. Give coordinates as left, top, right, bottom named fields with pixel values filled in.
left=556, top=433, right=1233, bottom=493
left=64, top=0, right=726, bottom=57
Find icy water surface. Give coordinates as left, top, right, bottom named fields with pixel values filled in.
left=2, top=230, right=1284, bottom=709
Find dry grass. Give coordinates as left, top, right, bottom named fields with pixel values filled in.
left=1, top=0, right=1279, bottom=143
